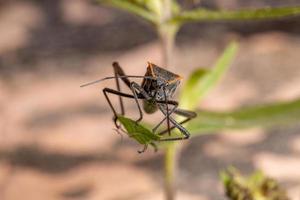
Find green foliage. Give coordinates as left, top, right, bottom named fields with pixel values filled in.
left=97, top=0, right=300, bottom=28
left=180, top=42, right=238, bottom=110
left=187, top=98, right=300, bottom=135
left=221, top=167, right=290, bottom=200
left=97, top=0, right=181, bottom=24
left=97, top=0, right=157, bottom=23
left=117, top=115, right=160, bottom=149
left=171, top=6, right=300, bottom=23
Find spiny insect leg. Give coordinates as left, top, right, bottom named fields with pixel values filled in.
left=159, top=109, right=197, bottom=136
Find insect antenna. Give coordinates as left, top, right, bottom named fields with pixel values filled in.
left=80, top=75, right=156, bottom=87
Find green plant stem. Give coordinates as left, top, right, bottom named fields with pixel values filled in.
left=158, top=25, right=177, bottom=68
left=164, top=142, right=178, bottom=200
left=158, top=0, right=178, bottom=69
left=157, top=1, right=180, bottom=200
left=161, top=33, right=178, bottom=199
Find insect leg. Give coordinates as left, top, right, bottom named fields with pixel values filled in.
left=112, top=62, right=148, bottom=117
left=159, top=108, right=197, bottom=135
left=157, top=105, right=195, bottom=141
left=113, top=63, right=125, bottom=115
left=113, top=62, right=152, bottom=123
left=152, top=100, right=178, bottom=133
left=162, top=87, right=171, bottom=136
left=112, top=62, right=131, bottom=88
left=129, top=82, right=151, bottom=122
left=103, top=88, right=145, bottom=128
left=112, top=62, right=137, bottom=116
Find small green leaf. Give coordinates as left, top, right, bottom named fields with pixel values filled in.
left=180, top=41, right=238, bottom=110
left=97, top=0, right=157, bottom=23
left=171, top=6, right=300, bottom=23
left=117, top=115, right=160, bottom=144
left=187, top=98, right=300, bottom=135
left=180, top=68, right=208, bottom=110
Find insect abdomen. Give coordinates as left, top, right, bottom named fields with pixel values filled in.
left=143, top=99, right=158, bottom=114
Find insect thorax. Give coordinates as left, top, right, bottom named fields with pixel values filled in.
left=141, top=63, right=181, bottom=100
left=142, top=80, right=180, bottom=114
left=141, top=63, right=181, bottom=113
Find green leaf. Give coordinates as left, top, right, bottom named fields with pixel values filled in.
left=180, top=41, right=238, bottom=110
left=97, top=0, right=157, bottom=23
left=171, top=6, right=300, bottom=23
left=180, top=68, right=208, bottom=110
left=187, top=98, right=300, bottom=135
left=117, top=115, right=161, bottom=144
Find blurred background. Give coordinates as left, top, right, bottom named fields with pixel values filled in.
left=1, top=0, right=300, bottom=199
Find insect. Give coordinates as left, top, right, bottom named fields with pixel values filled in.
left=81, top=62, right=197, bottom=152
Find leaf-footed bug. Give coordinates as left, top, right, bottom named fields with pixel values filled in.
left=81, top=62, right=197, bottom=152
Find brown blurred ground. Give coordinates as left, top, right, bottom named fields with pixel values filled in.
left=1, top=0, right=300, bottom=200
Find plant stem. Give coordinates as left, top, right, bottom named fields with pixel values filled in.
left=164, top=142, right=179, bottom=200
left=158, top=0, right=177, bottom=69
left=159, top=26, right=176, bottom=68
left=156, top=1, right=181, bottom=200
